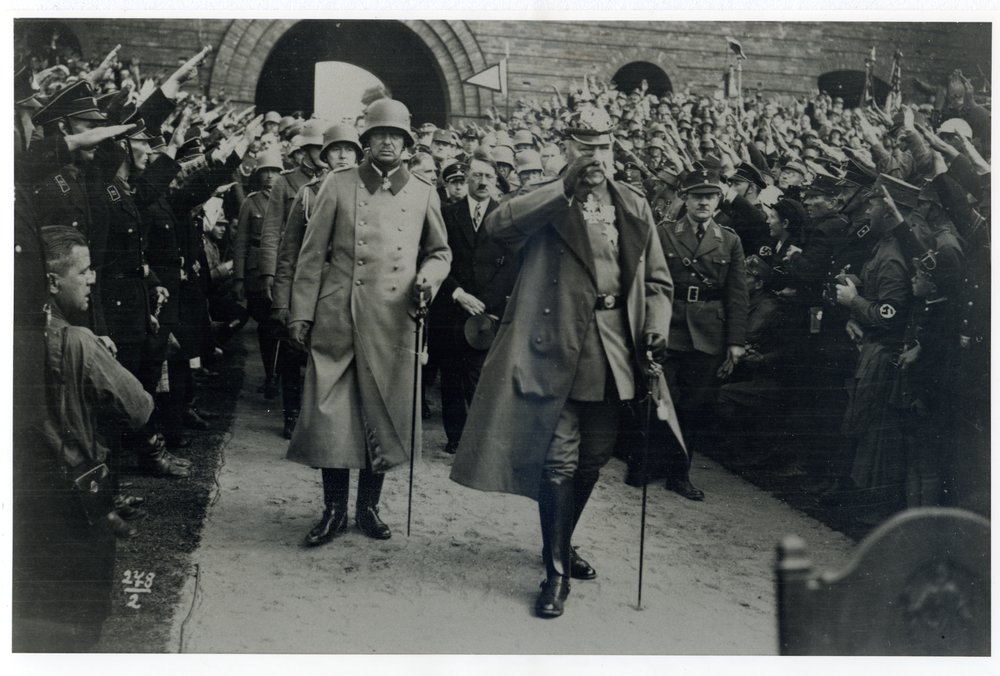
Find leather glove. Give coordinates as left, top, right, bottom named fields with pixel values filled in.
left=644, top=332, right=667, bottom=364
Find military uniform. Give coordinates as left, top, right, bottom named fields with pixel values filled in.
left=640, top=194, right=748, bottom=496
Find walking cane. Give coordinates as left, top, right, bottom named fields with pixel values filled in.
left=638, top=350, right=661, bottom=610
left=406, top=285, right=429, bottom=537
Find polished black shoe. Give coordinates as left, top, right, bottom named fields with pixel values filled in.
left=665, top=477, right=705, bottom=501
left=107, top=510, right=140, bottom=539
left=443, top=440, right=459, bottom=455
left=304, top=506, right=349, bottom=547
left=164, top=451, right=192, bottom=468
left=624, top=470, right=647, bottom=488
left=356, top=505, right=392, bottom=540
left=535, top=575, right=571, bottom=618
left=263, top=377, right=279, bottom=400
left=282, top=416, right=298, bottom=440
left=570, top=547, right=597, bottom=580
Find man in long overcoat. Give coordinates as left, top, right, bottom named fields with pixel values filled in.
left=287, top=99, right=451, bottom=545
left=450, top=107, right=675, bottom=619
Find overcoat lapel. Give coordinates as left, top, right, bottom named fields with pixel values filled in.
left=553, top=197, right=597, bottom=284
left=692, top=220, right=724, bottom=259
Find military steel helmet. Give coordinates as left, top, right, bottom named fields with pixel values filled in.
left=493, top=144, right=515, bottom=168
left=513, top=129, right=535, bottom=147
left=320, top=122, right=363, bottom=158
left=515, top=149, right=543, bottom=174
left=296, top=118, right=327, bottom=148
left=263, top=111, right=282, bottom=125
left=278, top=116, right=296, bottom=134
left=361, top=99, right=416, bottom=147
left=565, top=106, right=615, bottom=146
left=254, top=147, right=285, bottom=173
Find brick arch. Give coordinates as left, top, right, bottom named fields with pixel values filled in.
left=209, top=19, right=487, bottom=122
left=592, top=47, right=685, bottom=95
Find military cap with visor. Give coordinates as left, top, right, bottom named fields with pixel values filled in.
left=564, top=106, right=615, bottom=146
left=32, top=80, right=107, bottom=126
left=680, top=168, right=723, bottom=194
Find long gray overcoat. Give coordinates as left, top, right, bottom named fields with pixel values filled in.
left=287, top=160, right=451, bottom=471
left=449, top=178, right=678, bottom=500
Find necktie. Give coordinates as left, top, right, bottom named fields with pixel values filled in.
left=696, top=224, right=705, bottom=241
left=474, top=201, right=483, bottom=231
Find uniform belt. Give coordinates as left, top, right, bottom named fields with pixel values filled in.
left=680, top=285, right=723, bottom=303
left=595, top=293, right=625, bottom=310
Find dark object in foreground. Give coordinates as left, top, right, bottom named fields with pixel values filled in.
left=776, top=507, right=990, bottom=655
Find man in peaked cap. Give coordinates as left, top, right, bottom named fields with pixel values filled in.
left=716, top=162, right=770, bottom=259
left=637, top=168, right=748, bottom=502
left=440, top=160, right=469, bottom=205
left=430, top=128, right=460, bottom=167
left=285, top=98, right=450, bottom=546
left=451, top=105, right=676, bottom=619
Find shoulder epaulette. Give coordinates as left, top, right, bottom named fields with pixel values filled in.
left=54, top=174, right=71, bottom=194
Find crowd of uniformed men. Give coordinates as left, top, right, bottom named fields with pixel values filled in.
left=13, top=34, right=991, bottom=645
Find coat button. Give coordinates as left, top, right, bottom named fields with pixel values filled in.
left=356, top=280, right=362, bottom=286
left=128, top=228, right=133, bottom=233
left=72, top=221, right=78, bottom=227
left=358, top=260, right=364, bottom=266
left=391, top=285, right=397, bottom=291
left=690, top=272, right=696, bottom=277
left=543, top=308, right=551, bottom=315
left=552, top=279, right=557, bottom=284
left=398, top=246, right=403, bottom=251
left=116, top=301, right=122, bottom=306
left=359, top=221, right=365, bottom=226
left=535, top=337, right=542, bottom=343
left=15, top=245, right=22, bottom=253
left=393, top=265, right=398, bottom=270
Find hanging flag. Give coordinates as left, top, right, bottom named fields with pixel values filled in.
left=464, top=58, right=508, bottom=95
left=726, top=36, right=747, bottom=59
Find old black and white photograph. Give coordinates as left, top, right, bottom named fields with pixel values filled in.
left=8, top=8, right=993, bottom=661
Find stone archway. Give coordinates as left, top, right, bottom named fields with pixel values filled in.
left=209, top=19, right=488, bottom=125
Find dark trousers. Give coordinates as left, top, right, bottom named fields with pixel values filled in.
left=247, top=293, right=279, bottom=380
left=439, top=342, right=486, bottom=445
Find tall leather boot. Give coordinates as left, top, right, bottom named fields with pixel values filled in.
left=536, top=474, right=573, bottom=618
left=567, top=473, right=599, bottom=580
left=134, top=425, right=190, bottom=477
left=355, top=467, right=391, bottom=539
left=305, top=468, right=349, bottom=546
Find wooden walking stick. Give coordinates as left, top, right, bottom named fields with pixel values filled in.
left=637, top=350, right=662, bottom=610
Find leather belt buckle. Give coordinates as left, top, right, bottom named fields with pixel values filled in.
left=604, top=294, right=617, bottom=309
left=686, top=286, right=699, bottom=303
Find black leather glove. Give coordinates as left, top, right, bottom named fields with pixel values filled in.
left=644, top=332, right=668, bottom=364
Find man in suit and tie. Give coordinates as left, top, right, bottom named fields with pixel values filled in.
left=650, top=168, right=749, bottom=500
left=434, top=149, right=518, bottom=454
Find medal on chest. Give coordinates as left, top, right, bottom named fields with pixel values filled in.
left=582, top=193, right=618, bottom=250
left=382, top=176, right=392, bottom=192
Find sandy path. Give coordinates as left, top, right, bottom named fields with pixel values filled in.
left=169, top=333, right=855, bottom=654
